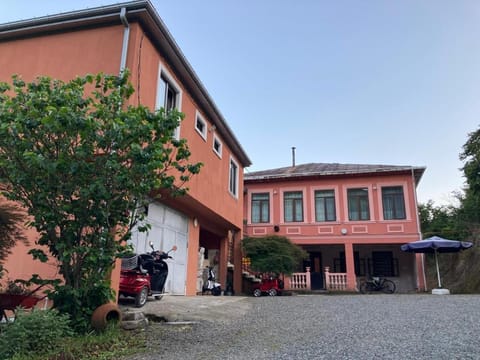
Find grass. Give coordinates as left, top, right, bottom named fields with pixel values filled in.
left=9, top=325, right=147, bottom=360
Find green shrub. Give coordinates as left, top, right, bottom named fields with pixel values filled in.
left=0, top=308, right=72, bottom=359
left=8, top=324, right=145, bottom=360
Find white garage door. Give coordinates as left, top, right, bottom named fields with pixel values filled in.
left=129, top=203, right=188, bottom=295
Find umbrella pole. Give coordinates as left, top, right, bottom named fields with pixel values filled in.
left=434, top=249, right=442, bottom=288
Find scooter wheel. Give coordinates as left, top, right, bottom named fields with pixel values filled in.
left=268, top=288, right=278, bottom=296
left=253, top=288, right=262, bottom=297
left=135, top=286, right=149, bottom=307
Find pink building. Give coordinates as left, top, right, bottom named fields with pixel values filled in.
left=243, top=162, right=426, bottom=292
left=0, top=1, right=250, bottom=296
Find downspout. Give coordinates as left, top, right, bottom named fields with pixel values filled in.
left=119, top=7, right=130, bottom=75
left=412, top=168, right=427, bottom=291
left=111, top=7, right=130, bottom=303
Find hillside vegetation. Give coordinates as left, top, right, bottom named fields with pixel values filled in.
left=425, top=242, right=480, bottom=293
left=419, top=120, right=480, bottom=294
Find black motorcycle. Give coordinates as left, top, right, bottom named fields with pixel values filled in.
left=120, top=242, right=177, bottom=307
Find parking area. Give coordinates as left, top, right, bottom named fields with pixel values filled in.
left=122, top=294, right=480, bottom=360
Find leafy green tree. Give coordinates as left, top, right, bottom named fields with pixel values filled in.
left=0, top=72, right=201, bottom=331
left=418, top=200, right=466, bottom=239
left=459, top=131, right=480, bottom=232
left=242, top=235, right=308, bottom=275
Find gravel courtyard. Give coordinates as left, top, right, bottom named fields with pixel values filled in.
left=124, top=294, right=480, bottom=360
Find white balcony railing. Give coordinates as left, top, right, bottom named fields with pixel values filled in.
left=285, top=267, right=311, bottom=290
left=324, top=266, right=348, bottom=291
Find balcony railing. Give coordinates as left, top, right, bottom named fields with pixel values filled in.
left=285, top=267, right=311, bottom=290
left=324, top=266, right=348, bottom=291
left=243, top=259, right=351, bottom=292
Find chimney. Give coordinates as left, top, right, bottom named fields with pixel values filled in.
left=291, top=147, right=296, bottom=167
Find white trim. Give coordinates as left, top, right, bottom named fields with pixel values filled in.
left=212, top=133, right=223, bottom=158
left=156, top=62, right=183, bottom=140
left=194, top=110, right=207, bottom=141
left=228, top=156, right=239, bottom=198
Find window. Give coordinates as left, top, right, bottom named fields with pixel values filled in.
left=213, top=135, right=222, bottom=158
left=157, top=74, right=179, bottom=111
left=284, top=191, right=303, bottom=222
left=382, top=186, right=406, bottom=220
left=315, top=190, right=336, bottom=222
left=335, top=251, right=365, bottom=276
left=156, top=65, right=181, bottom=139
left=347, top=188, right=370, bottom=221
left=195, top=111, right=207, bottom=140
left=371, top=251, right=396, bottom=277
left=229, top=158, right=238, bottom=197
left=251, top=193, right=270, bottom=223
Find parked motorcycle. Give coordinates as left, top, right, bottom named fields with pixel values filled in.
left=202, top=266, right=222, bottom=296
left=119, top=242, right=177, bottom=307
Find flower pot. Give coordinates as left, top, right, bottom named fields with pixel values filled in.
left=91, top=302, right=122, bottom=331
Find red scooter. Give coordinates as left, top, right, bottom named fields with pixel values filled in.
left=119, top=242, right=177, bottom=307
left=252, top=274, right=284, bottom=297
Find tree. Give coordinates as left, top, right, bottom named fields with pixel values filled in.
left=242, top=235, right=308, bottom=275
left=0, top=72, right=201, bottom=331
left=459, top=129, right=480, bottom=232
left=0, top=200, right=28, bottom=278
left=418, top=200, right=466, bottom=240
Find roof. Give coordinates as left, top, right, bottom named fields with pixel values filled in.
left=244, top=162, right=426, bottom=185
left=0, top=0, right=251, bottom=167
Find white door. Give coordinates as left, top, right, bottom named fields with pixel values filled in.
left=129, top=203, right=188, bottom=295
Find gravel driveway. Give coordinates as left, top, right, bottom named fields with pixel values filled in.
left=123, top=294, right=480, bottom=360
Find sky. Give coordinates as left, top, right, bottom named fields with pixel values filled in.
left=1, top=0, right=479, bottom=206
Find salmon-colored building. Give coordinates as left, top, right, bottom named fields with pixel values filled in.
left=0, top=1, right=251, bottom=296
left=243, top=162, right=427, bottom=292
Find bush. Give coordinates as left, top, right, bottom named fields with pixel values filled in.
left=0, top=308, right=73, bottom=359
left=242, top=235, right=308, bottom=275
left=8, top=324, right=145, bottom=360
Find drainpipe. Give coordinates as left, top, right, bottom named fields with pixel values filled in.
left=119, top=7, right=130, bottom=75
left=412, top=168, right=427, bottom=291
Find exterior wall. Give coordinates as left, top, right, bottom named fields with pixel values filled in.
left=126, top=24, right=244, bottom=227
left=244, top=172, right=423, bottom=292
left=0, top=16, right=247, bottom=296
left=124, top=24, right=245, bottom=294
left=0, top=26, right=123, bottom=81
left=245, top=174, right=419, bottom=238
left=0, top=25, right=125, bottom=289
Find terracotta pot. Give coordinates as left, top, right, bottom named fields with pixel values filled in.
left=91, top=302, right=122, bottom=331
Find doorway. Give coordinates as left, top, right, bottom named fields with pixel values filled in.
left=308, top=252, right=323, bottom=290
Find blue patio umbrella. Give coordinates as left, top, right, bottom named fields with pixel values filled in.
left=401, top=236, right=473, bottom=289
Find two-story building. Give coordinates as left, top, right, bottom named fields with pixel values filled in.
left=243, top=162, right=426, bottom=292
left=0, top=1, right=251, bottom=296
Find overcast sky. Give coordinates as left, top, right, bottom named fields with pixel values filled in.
left=1, top=0, right=479, bottom=206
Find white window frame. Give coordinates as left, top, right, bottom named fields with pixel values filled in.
left=194, top=110, right=207, bottom=141
left=229, top=156, right=239, bottom=198
left=212, top=133, right=223, bottom=158
left=156, top=63, right=182, bottom=140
